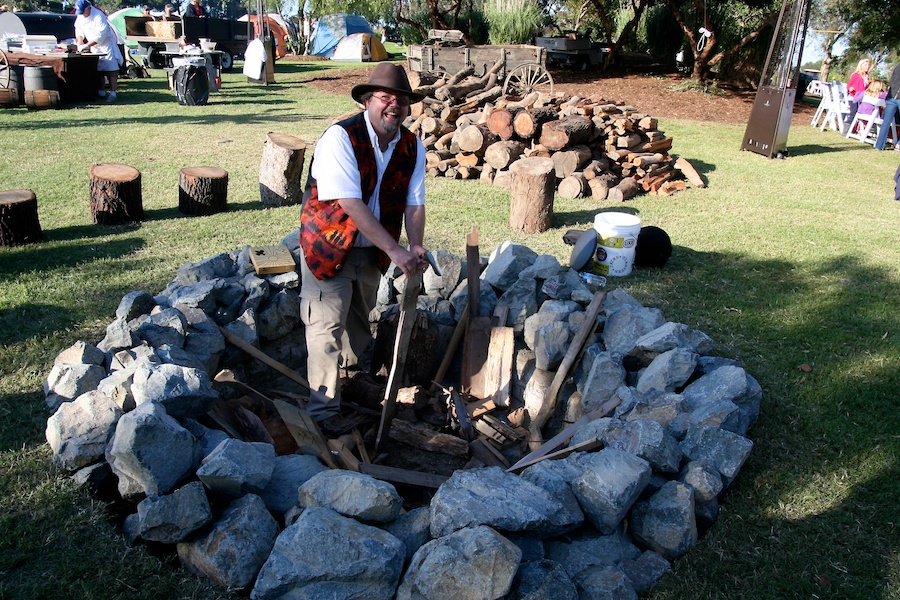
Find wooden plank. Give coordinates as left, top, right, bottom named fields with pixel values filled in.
left=358, top=462, right=448, bottom=489
left=474, top=419, right=507, bottom=445
left=469, top=437, right=509, bottom=468
left=527, top=290, right=606, bottom=449
left=507, top=438, right=602, bottom=473
left=483, top=323, right=515, bottom=407
left=508, top=397, right=620, bottom=473
left=389, top=418, right=470, bottom=457
left=461, top=225, right=492, bottom=398
left=465, top=397, right=497, bottom=419
left=248, top=244, right=296, bottom=275
left=219, top=326, right=310, bottom=390
left=375, top=272, right=423, bottom=452
left=273, top=399, right=337, bottom=469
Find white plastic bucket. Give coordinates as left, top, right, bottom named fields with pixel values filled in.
left=593, top=212, right=641, bottom=276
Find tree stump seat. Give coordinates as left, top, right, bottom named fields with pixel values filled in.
left=89, top=163, right=144, bottom=225
left=0, top=189, right=43, bottom=246
left=179, top=166, right=228, bottom=215
left=509, top=157, right=555, bottom=233
left=259, top=132, right=306, bottom=207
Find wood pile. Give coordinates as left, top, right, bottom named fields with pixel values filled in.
left=406, top=63, right=705, bottom=200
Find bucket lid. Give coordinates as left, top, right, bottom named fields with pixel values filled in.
left=595, top=211, right=641, bottom=230
left=569, top=229, right=597, bottom=271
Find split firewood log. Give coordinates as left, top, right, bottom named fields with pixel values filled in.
left=558, top=173, right=589, bottom=199
left=434, top=131, right=456, bottom=152
left=454, top=85, right=503, bottom=113
left=436, top=59, right=502, bottom=103
left=616, top=133, right=643, bottom=149
left=540, top=116, right=594, bottom=151
left=588, top=176, right=610, bottom=200
left=513, top=106, right=558, bottom=139
left=582, top=159, right=611, bottom=179
left=421, top=117, right=454, bottom=137
left=506, top=91, right=540, bottom=109
left=606, top=177, right=639, bottom=202
left=524, top=144, right=551, bottom=158
left=440, top=105, right=460, bottom=123
left=456, top=112, right=479, bottom=131
left=658, top=180, right=687, bottom=196
left=487, top=107, right=522, bottom=140
left=484, top=140, right=526, bottom=170
left=457, top=152, right=481, bottom=168
left=480, top=163, right=495, bottom=183
left=426, top=150, right=454, bottom=169
left=632, top=153, right=667, bottom=167
left=551, top=144, right=592, bottom=179
left=639, top=116, right=658, bottom=129
left=674, top=157, right=706, bottom=188
left=457, top=165, right=481, bottom=179
left=635, top=137, right=674, bottom=153
left=458, top=123, right=499, bottom=155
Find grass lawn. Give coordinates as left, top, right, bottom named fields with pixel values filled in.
left=1, top=59, right=898, bottom=599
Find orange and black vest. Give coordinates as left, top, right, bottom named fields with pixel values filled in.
left=299, top=112, right=418, bottom=280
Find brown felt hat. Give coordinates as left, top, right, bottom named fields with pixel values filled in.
left=351, top=63, right=425, bottom=105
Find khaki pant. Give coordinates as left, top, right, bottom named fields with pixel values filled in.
left=299, top=246, right=381, bottom=420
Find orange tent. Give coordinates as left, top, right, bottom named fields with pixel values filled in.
left=239, top=14, right=288, bottom=58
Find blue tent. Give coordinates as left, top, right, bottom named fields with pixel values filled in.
left=309, top=13, right=373, bottom=58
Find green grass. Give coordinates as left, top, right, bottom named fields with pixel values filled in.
left=1, top=62, right=899, bottom=599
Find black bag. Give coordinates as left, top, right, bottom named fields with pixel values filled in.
left=174, top=64, right=209, bottom=106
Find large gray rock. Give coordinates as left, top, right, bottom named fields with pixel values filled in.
left=257, top=289, right=300, bottom=341
left=619, top=550, right=671, bottom=595
left=682, top=365, right=760, bottom=431
left=116, top=290, right=157, bottom=321
left=251, top=506, right=405, bottom=600
left=508, top=559, right=577, bottom=600
left=679, top=460, right=723, bottom=503
left=298, top=470, right=403, bottom=523
left=154, top=343, right=208, bottom=372
left=196, top=439, right=276, bottom=500
left=258, top=454, right=328, bottom=516
left=45, top=389, right=122, bottom=471
left=106, top=401, right=197, bottom=497
left=679, top=424, right=753, bottom=486
left=380, top=506, right=432, bottom=563
left=580, top=353, right=627, bottom=414
left=178, top=494, right=278, bottom=591
left=520, top=254, right=561, bottom=280
left=136, top=481, right=212, bottom=543
left=497, top=276, right=538, bottom=332
left=630, top=480, right=698, bottom=560
left=627, top=322, right=713, bottom=366
left=137, top=307, right=187, bottom=348
left=97, top=316, right=139, bottom=353
left=603, top=418, right=683, bottom=473
left=397, top=525, right=521, bottom=600
left=449, top=280, right=498, bottom=320
left=576, top=566, right=637, bottom=600
left=519, top=458, right=584, bottom=526
left=534, top=321, right=570, bottom=371
left=601, top=304, right=666, bottom=356
left=544, top=528, right=642, bottom=582
left=482, top=241, right=538, bottom=292
left=430, top=467, right=583, bottom=538
left=131, top=362, right=218, bottom=419
left=635, top=348, right=698, bottom=394
left=622, top=390, right=685, bottom=430
left=523, top=300, right=580, bottom=350
left=53, top=340, right=106, bottom=368
left=571, top=448, right=651, bottom=534
left=176, top=252, right=237, bottom=285
left=44, top=362, right=107, bottom=411
left=183, top=329, right=226, bottom=374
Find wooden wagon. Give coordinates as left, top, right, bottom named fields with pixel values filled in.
left=407, top=30, right=553, bottom=96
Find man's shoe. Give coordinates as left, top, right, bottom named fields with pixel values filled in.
left=97, top=89, right=107, bottom=98
left=342, top=372, right=385, bottom=410
left=106, top=92, right=117, bottom=103
left=316, top=414, right=356, bottom=438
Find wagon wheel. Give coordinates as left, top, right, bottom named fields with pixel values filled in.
left=503, top=62, right=553, bottom=97
left=0, top=49, right=10, bottom=90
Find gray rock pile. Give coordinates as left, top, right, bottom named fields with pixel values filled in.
left=44, top=231, right=760, bottom=598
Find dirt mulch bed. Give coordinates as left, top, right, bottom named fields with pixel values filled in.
left=298, top=64, right=818, bottom=127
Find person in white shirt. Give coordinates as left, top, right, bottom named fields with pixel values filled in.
left=298, top=63, right=428, bottom=437
left=74, top=0, right=123, bottom=102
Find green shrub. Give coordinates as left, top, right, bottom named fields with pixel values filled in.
left=485, top=0, right=543, bottom=45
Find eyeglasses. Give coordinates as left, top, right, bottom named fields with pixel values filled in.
left=372, top=93, right=411, bottom=107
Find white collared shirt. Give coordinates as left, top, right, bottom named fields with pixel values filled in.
left=311, top=111, right=426, bottom=247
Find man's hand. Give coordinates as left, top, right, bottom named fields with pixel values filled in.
left=387, top=245, right=427, bottom=278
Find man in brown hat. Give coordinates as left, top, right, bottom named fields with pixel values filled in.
left=298, top=63, right=429, bottom=437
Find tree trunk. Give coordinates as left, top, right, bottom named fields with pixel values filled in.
left=179, top=166, right=228, bottom=216
left=509, top=157, right=555, bottom=233
left=89, top=163, right=143, bottom=225
left=0, top=189, right=43, bottom=246
left=259, top=132, right=306, bottom=207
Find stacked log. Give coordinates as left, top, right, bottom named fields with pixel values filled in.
left=406, top=65, right=703, bottom=199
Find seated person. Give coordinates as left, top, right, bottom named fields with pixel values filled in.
left=183, top=0, right=208, bottom=18
left=163, top=3, right=179, bottom=20
left=856, top=80, right=887, bottom=117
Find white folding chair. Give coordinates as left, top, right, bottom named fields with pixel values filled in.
left=811, top=83, right=831, bottom=128
left=820, top=81, right=849, bottom=134
left=846, top=98, right=885, bottom=141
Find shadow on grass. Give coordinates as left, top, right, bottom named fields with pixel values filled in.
left=649, top=246, right=900, bottom=597
left=788, top=143, right=875, bottom=156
